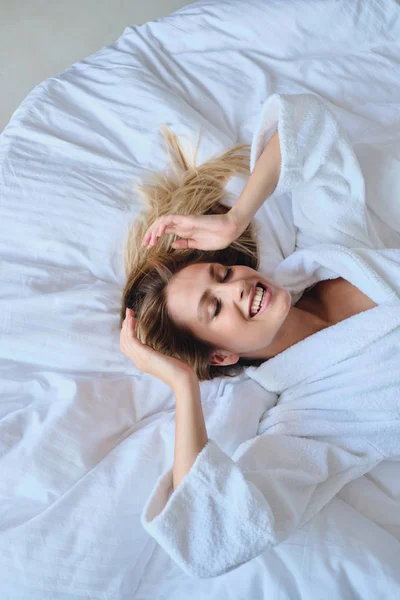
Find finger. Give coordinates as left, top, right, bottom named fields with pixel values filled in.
left=142, top=222, right=159, bottom=246
left=146, top=215, right=191, bottom=246
left=164, top=223, right=181, bottom=237
left=149, top=223, right=163, bottom=246
left=143, top=215, right=185, bottom=247
left=122, top=317, right=135, bottom=346
left=155, top=223, right=167, bottom=241
left=171, top=239, right=187, bottom=249
left=161, top=222, right=175, bottom=236
left=142, top=226, right=154, bottom=245
left=122, top=309, right=133, bottom=329
left=172, top=239, right=196, bottom=249
left=152, top=224, right=177, bottom=244
left=127, top=312, right=140, bottom=338
left=126, top=316, right=133, bottom=336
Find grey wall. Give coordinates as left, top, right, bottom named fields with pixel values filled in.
left=0, top=0, right=193, bottom=132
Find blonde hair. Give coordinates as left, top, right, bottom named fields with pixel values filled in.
left=120, top=125, right=265, bottom=381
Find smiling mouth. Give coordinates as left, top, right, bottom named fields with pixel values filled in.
left=249, top=282, right=267, bottom=318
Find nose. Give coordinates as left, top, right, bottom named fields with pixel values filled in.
left=217, top=278, right=248, bottom=311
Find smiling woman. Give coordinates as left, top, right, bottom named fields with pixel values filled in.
left=120, top=120, right=331, bottom=379
left=120, top=125, right=270, bottom=381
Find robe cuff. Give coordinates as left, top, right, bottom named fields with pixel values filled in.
left=141, top=439, right=275, bottom=578
left=250, top=93, right=311, bottom=198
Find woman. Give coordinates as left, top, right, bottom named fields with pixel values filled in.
left=120, top=94, right=400, bottom=578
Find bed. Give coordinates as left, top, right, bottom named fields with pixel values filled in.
left=1, top=0, right=400, bottom=598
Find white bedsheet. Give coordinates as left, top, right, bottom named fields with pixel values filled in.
left=1, top=0, right=400, bottom=598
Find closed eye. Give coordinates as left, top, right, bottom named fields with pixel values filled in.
left=214, top=267, right=232, bottom=318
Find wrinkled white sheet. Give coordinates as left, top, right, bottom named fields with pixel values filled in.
left=1, top=0, right=400, bottom=598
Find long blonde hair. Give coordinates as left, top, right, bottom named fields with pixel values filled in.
left=120, top=126, right=265, bottom=381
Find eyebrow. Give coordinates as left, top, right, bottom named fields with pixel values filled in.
left=197, top=264, right=215, bottom=323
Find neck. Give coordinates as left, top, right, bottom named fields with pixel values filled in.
left=242, top=299, right=329, bottom=361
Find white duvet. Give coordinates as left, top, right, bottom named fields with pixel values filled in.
left=1, top=1, right=400, bottom=598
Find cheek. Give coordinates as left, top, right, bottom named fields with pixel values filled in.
left=219, top=310, right=245, bottom=335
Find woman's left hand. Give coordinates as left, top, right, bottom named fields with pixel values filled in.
left=141, top=211, right=246, bottom=251
left=120, top=308, right=197, bottom=390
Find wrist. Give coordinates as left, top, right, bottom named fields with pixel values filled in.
left=227, top=208, right=250, bottom=238
left=171, top=373, right=200, bottom=400
left=171, top=368, right=199, bottom=394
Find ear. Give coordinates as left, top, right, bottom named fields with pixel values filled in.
left=209, top=350, right=240, bottom=367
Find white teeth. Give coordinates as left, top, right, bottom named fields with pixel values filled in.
left=250, top=286, right=265, bottom=316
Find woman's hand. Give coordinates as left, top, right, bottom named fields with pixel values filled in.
left=141, top=211, right=247, bottom=251
left=120, top=308, right=197, bottom=390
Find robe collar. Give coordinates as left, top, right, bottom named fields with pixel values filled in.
left=246, top=302, right=400, bottom=394
left=274, top=243, right=399, bottom=306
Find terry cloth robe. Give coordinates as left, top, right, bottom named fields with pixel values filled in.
left=141, top=93, right=400, bottom=578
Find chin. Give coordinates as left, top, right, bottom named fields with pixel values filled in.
left=285, top=288, right=293, bottom=310
left=276, top=288, right=292, bottom=321
left=260, top=284, right=291, bottom=319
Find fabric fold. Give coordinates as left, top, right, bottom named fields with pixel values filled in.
left=141, top=434, right=385, bottom=578
left=141, top=439, right=276, bottom=578
left=250, top=92, right=384, bottom=252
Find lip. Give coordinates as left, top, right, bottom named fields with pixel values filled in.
left=249, top=282, right=272, bottom=318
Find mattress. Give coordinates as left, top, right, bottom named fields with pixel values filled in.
left=1, top=0, right=400, bottom=598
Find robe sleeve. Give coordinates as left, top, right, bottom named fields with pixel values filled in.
left=250, top=93, right=378, bottom=250
left=141, top=433, right=383, bottom=578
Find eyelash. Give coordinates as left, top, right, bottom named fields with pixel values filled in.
left=214, top=267, right=232, bottom=318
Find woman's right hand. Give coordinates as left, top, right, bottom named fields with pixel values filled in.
left=141, top=211, right=247, bottom=251
left=121, top=308, right=196, bottom=390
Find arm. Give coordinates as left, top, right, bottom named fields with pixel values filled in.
left=229, top=130, right=281, bottom=232
left=143, top=93, right=374, bottom=254
left=173, top=374, right=208, bottom=491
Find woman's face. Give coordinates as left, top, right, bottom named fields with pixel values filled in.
left=166, top=262, right=292, bottom=365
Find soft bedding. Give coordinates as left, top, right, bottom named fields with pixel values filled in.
left=1, top=0, right=400, bottom=598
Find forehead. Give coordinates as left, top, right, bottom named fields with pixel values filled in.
left=166, top=262, right=211, bottom=322
left=168, top=262, right=209, bottom=294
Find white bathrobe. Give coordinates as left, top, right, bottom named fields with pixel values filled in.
left=141, top=93, right=400, bottom=578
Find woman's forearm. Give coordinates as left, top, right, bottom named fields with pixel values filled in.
left=229, top=130, right=281, bottom=230
left=172, top=375, right=208, bottom=491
